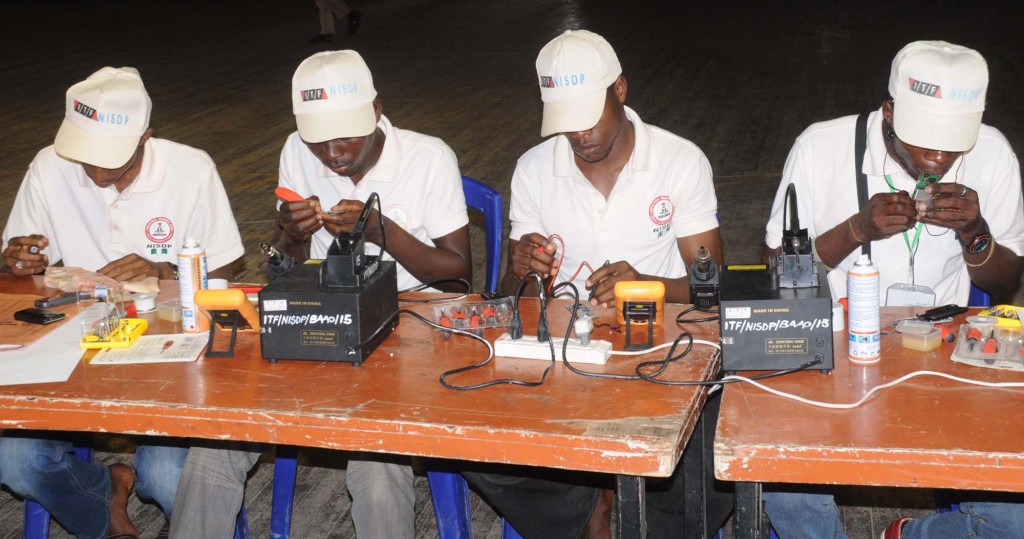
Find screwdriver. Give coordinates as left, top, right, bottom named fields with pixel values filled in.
left=966, top=327, right=982, bottom=351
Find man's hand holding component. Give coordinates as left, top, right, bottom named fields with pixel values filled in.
left=586, top=261, right=640, bottom=307
left=509, top=233, right=559, bottom=281
left=3, top=235, right=49, bottom=276
left=918, top=183, right=984, bottom=241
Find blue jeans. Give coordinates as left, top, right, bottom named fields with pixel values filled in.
left=764, top=491, right=1024, bottom=538
left=0, top=433, right=110, bottom=539
left=0, top=432, right=187, bottom=539
left=763, top=491, right=847, bottom=539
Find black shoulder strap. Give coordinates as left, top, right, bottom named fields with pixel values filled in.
left=854, top=113, right=870, bottom=258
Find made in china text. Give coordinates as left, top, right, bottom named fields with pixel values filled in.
left=263, top=313, right=354, bottom=326
left=722, top=318, right=830, bottom=333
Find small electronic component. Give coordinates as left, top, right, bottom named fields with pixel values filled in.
left=911, top=173, right=941, bottom=209
left=431, top=298, right=513, bottom=337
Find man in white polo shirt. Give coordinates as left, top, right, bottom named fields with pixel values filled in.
left=468, top=30, right=726, bottom=539
left=168, top=49, right=471, bottom=539
left=761, top=41, right=1024, bottom=539
left=500, top=30, right=722, bottom=305
left=0, top=67, right=243, bottom=539
left=2, top=68, right=242, bottom=280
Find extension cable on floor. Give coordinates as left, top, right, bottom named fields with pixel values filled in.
left=494, top=333, right=612, bottom=365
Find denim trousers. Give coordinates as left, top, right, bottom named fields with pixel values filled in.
left=764, top=491, right=1024, bottom=538
left=0, top=432, right=186, bottom=539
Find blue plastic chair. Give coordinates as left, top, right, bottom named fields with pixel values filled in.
left=426, top=175, right=518, bottom=539
left=968, top=283, right=991, bottom=308
left=267, top=176, right=506, bottom=539
left=461, top=175, right=503, bottom=293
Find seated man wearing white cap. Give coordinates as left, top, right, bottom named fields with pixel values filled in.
left=0, top=68, right=243, bottom=539
left=760, top=41, right=1024, bottom=539
left=169, top=49, right=471, bottom=538
left=465, top=30, right=726, bottom=539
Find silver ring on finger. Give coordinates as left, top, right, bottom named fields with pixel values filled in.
left=959, top=185, right=968, bottom=198
left=14, top=260, right=24, bottom=270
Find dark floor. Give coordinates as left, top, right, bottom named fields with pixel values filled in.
left=1, top=0, right=1023, bottom=537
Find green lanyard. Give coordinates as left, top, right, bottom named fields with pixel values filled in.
left=884, top=174, right=924, bottom=285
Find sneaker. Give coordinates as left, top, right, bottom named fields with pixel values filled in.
left=309, top=33, right=334, bottom=43
left=881, top=517, right=913, bottom=538
left=346, top=10, right=361, bottom=35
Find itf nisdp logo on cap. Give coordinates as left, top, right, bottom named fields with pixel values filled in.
left=909, top=78, right=941, bottom=98
left=72, top=99, right=134, bottom=126
left=539, top=74, right=587, bottom=89
left=145, top=217, right=175, bottom=255
left=299, top=82, right=359, bottom=102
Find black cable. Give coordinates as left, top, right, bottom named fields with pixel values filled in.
left=398, top=277, right=471, bottom=303
left=550, top=283, right=643, bottom=380
left=675, top=305, right=720, bottom=324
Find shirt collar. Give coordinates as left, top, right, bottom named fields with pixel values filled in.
left=552, top=106, right=654, bottom=177
left=314, top=114, right=400, bottom=183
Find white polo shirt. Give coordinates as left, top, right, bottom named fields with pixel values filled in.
left=278, top=114, right=469, bottom=291
left=509, top=106, right=719, bottom=292
left=3, top=138, right=244, bottom=273
left=765, top=109, right=1024, bottom=305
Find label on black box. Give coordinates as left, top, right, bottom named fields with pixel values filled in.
left=765, top=338, right=808, bottom=355
left=301, top=330, right=339, bottom=347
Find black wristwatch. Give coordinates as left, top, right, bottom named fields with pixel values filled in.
left=960, top=223, right=992, bottom=255
left=168, top=262, right=179, bottom=280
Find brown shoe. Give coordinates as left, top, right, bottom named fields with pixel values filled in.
left=107, top=464, right=139, bottom=539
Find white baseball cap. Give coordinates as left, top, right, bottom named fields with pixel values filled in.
left=888, top=41, right=988, bottom=152
left=535, top=30, right=622, bottom=137
left=292, top=50, right=378, bottom=143
left=54, top=67, right=152, bottom=169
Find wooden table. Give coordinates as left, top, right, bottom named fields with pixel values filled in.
left=715, top=307, right=1024, bottom=537
left=0, top=276, right=720, bottom=538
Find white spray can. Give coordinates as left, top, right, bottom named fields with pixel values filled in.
left=178, top=237, right=208, bottom=333
left=847, top=254, right=880, bottom=364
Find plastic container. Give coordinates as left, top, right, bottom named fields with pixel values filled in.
left=178, top=237, right=209, bottom=333
left=157, top=299, right=182, bottom=322
left=902, top=328, right=941, bottom=351
left=847, top=254, right=880, bottom=364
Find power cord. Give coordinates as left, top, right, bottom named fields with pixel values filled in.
left=398, top=277, right=471, bottom=303
left=723, top=370, right=1024, bottom=409
left=675, top=305, right=720, bottom=324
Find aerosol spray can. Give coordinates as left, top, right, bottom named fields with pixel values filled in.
left=847, top=254, right=880, bottom=364
left=178, top=237, right=208, bottom=333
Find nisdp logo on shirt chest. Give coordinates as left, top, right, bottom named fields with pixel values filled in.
left=649, top=196, right=674, bottom=238
left=145, top=217, right=175, bottom=255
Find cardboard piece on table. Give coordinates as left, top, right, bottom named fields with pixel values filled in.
left=0, top=293, right=79, bottom=350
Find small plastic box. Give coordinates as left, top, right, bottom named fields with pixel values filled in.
left=902, top=329, right=941, bottom=351
left=157, top=299, right=182, bottom=322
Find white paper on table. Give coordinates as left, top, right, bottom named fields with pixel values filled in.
left=0, top=314, right=84, bottom=386
left=91, top=334, right=207, bottom=365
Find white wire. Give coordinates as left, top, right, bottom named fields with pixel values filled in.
left=723, top=370, right=1024, bottom=409
left=609, top=339, right=721, bottom=356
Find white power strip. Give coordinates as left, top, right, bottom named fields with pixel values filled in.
left=493, top=333, right=612, bottom=365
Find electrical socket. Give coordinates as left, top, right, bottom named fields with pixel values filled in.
left=494, top=333, right=612, bottom=365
